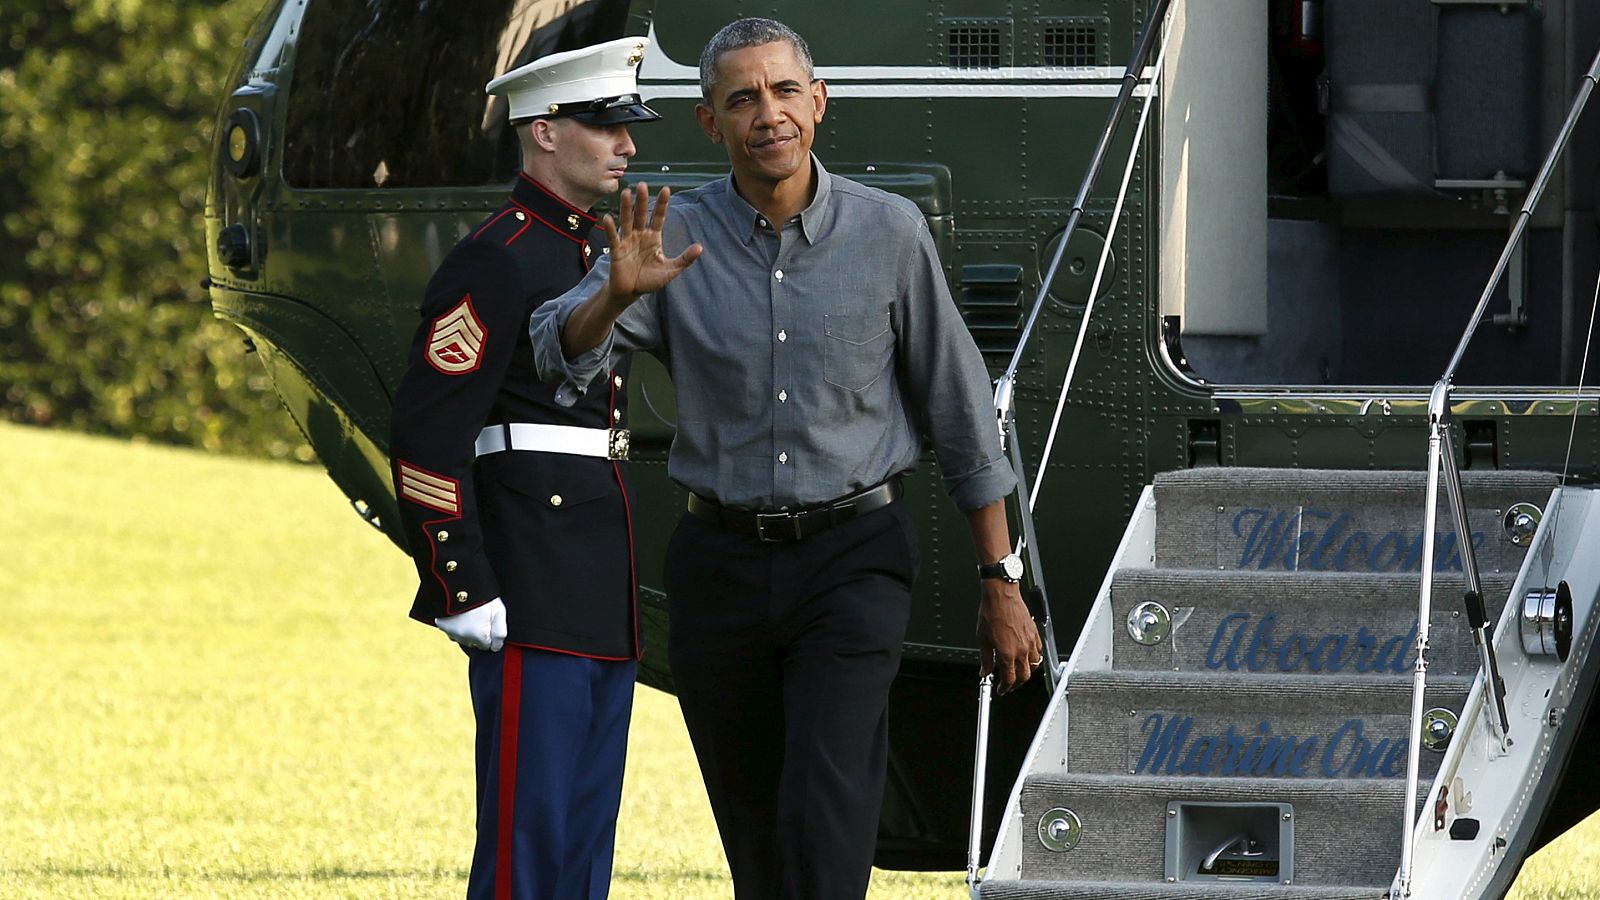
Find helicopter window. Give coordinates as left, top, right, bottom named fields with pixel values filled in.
left=943, top=23, right=1006, bottom=70
left=1041, top=24, right=1102, bottom=69
left=283, top=0, right=633, bottom=189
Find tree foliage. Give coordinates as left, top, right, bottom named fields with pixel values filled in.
left=0, top=0, right=311, bottom=460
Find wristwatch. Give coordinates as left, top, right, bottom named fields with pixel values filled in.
left=978, top=552, right=1024, bottom=584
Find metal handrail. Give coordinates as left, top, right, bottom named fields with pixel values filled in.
left=994, top=0, right=1175, bottom=404
left=1441, top=56, right=1600, bottom=384
left=968, top=0, right=1176, bottom=888
left=988, top=0, right=1175, bottom=678
left=1394, top=41, right=1600, bottom=900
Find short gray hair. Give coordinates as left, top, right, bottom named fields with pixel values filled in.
left=698, top=18, right=814, bottom=104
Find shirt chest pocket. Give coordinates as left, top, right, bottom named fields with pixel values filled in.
left=823, top=312, right=893, bottom=392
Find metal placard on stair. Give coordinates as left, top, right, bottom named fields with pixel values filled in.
left=1213, top=503, right=1307, bottom=572
left=1164, top=801, right=1294, bottom=883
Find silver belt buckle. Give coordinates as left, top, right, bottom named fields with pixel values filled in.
left=755, top=511, right=802, bottom=543
left=608, top=428, right=630, bottom=460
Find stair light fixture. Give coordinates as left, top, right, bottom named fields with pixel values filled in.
left=1037, top=807, right=1083, bottom=852
left=1421, top=707, right=1459, bottom=752
left=1127, top=601, right=1172, bottom=645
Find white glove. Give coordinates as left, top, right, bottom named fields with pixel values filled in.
left=435, top=598, right=507, bottom=652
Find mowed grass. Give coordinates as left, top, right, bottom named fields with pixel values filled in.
left=0, top=422, right=956, bottom=898
left=0, top=420, right=1595, bottom=898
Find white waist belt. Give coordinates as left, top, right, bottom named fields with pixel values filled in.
left=474, top=423, right=629, bottom=460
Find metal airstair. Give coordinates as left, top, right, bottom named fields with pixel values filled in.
left=971, top=466, right=1600, bottom=898
left=969, top=1, right=1600, bottom=895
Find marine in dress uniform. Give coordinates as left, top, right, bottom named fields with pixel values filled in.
left=387, top=37, right=659, bottom=900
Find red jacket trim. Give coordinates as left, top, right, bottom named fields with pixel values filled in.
left=606, top=371, right=641, bottom=659
left=471, top=207, right=518, bottom=241
left=509, top=199, right=586, bottom=245
left=414, top=515, right=466, bottom=614
left=518, top=172, right=597, bottom=222
left=506, top=640, right=633, bottom=662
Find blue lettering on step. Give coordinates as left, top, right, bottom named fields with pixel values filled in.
left=1131, top=715, right=1405, bottom=779
left=1203, top=613, right=1417, bottom=674
left=1229, top=506, right=1485, bottom=573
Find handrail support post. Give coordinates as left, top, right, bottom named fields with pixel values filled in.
left=1437, top=417, right=1514, bottom=749
left=966, top=675, right=996, bottom=890
left=1399, top=382, right=1516, bottom=897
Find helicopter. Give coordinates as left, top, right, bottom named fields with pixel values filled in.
left=205, top=0, right=1600, bottom=895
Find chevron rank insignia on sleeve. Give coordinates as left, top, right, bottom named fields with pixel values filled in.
left=425, top=295, right=486, bottom=374
left=397, top=461, right=461, bottom=515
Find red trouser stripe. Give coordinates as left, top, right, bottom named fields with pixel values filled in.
left=495, top=649, right=524, bottom=900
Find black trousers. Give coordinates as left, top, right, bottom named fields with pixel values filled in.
left=664, top=501, right=919, bottom=900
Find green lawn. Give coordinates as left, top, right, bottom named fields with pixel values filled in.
left=0, top=421, right=1595, bottom=898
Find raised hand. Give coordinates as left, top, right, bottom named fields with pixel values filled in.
left=600, top=182, right=703, bottom=303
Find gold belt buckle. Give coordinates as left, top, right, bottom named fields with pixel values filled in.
left=607, top=428, right=631, bottom=461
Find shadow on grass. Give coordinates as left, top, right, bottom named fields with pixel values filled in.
left=612, top=868, right=729, bottom=883
left=16, top=863, right=733, bottom=885
left=10, top=864, right=468, bottom=882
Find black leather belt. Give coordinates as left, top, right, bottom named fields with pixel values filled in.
left=686, top=478, right=903, bottom=543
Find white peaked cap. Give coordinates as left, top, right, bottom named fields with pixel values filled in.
left=485, top=37, right=658, bottom=124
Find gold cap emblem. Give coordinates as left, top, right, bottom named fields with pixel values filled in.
left=628, top=44, right=645, bottom=66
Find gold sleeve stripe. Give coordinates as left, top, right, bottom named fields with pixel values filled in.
left=401, top=479, right=460, bottom=515
left=403, top=467, right=456, bottom=492
left=405, top=481, right=457, bottom=506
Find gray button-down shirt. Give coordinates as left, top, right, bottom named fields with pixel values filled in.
left=530, top=158, right=1016, bottom=512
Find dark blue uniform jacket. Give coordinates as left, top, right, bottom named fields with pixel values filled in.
left=390, top=173, right=637, bottom=660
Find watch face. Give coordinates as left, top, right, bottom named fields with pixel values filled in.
left=1002, top=554, right=1024, bottom=580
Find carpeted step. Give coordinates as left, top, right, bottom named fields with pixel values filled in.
left=1111, top=569, right=1514, bottom=678
left=1152, top=467, right=1555, bottom=574
left=1015, top=773, right=1421, bottom=886
left=1064, top=670, right=1471, bottom=780
left=979, top=880, right=1386, bottom=899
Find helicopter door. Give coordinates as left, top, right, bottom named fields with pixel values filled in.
left=1166, top=0, right=1577, bottom=389
left=1158, top=2, right=1268, bottom=340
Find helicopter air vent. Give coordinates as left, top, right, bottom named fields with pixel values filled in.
left=1043, top=25, right=1099, bottom=68
left=945, top=22, right=1005, bottom=69
left=958, top=263, right=1026, bottom=359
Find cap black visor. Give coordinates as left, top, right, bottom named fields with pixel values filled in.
left=570, top=101, right=660, bottom=125
left=537, top=93, right=661, bottom=125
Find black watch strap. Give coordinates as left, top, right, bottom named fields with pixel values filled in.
left=978, top=553, right=1024, bottom=583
